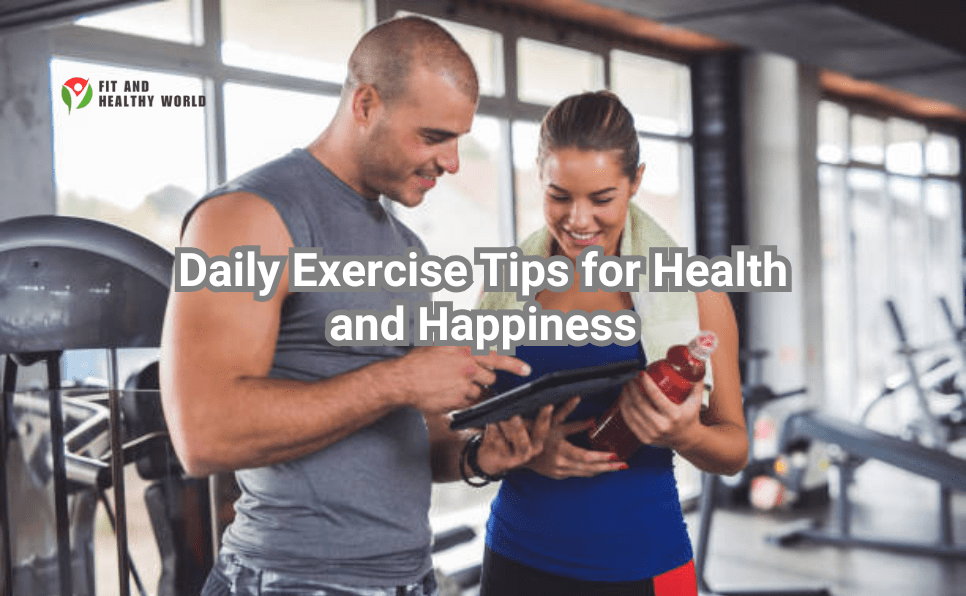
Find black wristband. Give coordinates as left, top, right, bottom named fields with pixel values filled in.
left=459, top=433, right=490, bottom=487
left=466, top=431, right=507, bottom=483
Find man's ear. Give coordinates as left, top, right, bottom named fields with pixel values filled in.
left=351, top=84, right=382, bottom=126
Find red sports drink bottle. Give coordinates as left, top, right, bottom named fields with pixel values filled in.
left=588, top=331, right=718, bottom=462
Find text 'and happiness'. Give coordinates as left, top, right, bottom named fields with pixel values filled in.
left=174, top=245, right=791, bottom=352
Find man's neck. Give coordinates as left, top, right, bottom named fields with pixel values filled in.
left=306, top=124, right=378, bottom=200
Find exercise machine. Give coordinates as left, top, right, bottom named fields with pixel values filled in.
left=773, top=410, right=966, bottom=557
left=771, top=298, right=966, bottom=557
left=864, top=299, right=966, bottom=447
left=0, top=215, right=184, bottom=596
left=694, top=349, right=830, bottom=596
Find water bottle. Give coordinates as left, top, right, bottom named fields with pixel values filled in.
left=588, top=331, right=718, bottom=461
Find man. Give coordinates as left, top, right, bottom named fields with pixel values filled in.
left=160, top=16, right=550, bottom=596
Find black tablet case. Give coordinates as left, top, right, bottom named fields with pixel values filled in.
left=449, top=359, right=640, bottom=430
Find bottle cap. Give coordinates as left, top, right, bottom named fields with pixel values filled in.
left=688, top=330, right=718, bottom=360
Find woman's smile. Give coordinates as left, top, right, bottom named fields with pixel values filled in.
left=541, top=148, right=643, bottom=262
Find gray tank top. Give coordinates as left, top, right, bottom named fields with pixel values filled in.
left=184, top=149, right=433, bottom=586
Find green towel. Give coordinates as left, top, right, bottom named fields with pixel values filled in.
left=478, top=202, right=712, bottom=388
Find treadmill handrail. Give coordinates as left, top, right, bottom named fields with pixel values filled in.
left=0, top=215, right=172, bottom=289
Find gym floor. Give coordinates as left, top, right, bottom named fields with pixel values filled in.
left=428, top=456, right=966, bottom=596
left=695, top=459, right=966, bottom=596
left=98, top=457, right=966, bottom=596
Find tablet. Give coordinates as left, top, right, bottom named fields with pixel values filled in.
left=449, top=359, right=640, bottom=431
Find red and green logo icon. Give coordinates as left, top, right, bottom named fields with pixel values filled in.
left=62, top=77, right=93, bottom=114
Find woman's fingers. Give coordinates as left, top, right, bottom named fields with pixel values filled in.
left=557, top=418, right=595, bottom=437
left=500, top=416, right=531, bottom=452
left=530, top=404, right=554, bottom=450
left=479, top=405, right=558, bottom=475
left=619, top=383, right=648, bottom=421
left=552, top=441, right=625, bottom=477
left=619, top=376, right=703, bottom=449
left=619, top=384, right=660, bottom=442
left=642, top=373, right=679, bottom=413
left=552, top=396, right=581, bottom=425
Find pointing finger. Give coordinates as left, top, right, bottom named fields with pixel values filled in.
left=476, top=353, right=532, bottom=377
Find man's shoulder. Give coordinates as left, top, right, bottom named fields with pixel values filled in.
left=184, top=150, right=326, bottom=244
left=217, top=149, right=317, bottom=197
left=181, top=192, right=292, bottom=248
left=188, top=191, right=277, bottom=220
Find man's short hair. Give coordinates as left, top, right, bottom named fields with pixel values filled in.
left=345, top=15, right=479, bottom=104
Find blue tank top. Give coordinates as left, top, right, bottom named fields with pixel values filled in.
left=485, top=343, right=693, bottom=581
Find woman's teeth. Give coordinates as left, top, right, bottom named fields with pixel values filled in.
left=568, top=231, right=597, bottom=240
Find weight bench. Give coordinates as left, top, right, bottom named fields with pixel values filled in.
left=773, top=411, right=966, bottom=558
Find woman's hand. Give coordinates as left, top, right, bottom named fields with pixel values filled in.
left=475, top=404, right=554, bottom=477
left=527, top=397, right=627, bottom=479
left=618, top=374, right=703, bottom=451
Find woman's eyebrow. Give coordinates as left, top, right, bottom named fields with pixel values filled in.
left=589, top=187, right=618, bottom=196
left=547, top=184, right=618, bottom=195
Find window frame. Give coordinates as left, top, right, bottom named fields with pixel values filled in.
left=817, top=97, right=964, bottom=417
left=49, top=0, right=702, bottom=507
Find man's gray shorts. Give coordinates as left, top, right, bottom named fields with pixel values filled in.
left=201, top=552, right=440, bottom=596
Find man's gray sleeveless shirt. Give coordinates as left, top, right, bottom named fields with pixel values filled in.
left=184, top=149, right=433, bottom=586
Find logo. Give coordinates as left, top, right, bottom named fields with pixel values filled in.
left=62, top=77, right=93, bottom=114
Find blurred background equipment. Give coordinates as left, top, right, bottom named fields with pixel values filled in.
left=0, top=215, right=211, bottom=596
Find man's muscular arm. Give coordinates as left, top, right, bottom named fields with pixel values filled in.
left=160, top=194, right=528, bottom=476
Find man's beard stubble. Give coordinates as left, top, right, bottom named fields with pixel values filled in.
left=355, top=120, right=405, bottom=203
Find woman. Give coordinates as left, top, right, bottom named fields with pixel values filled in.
left=470, top=91, right=747, bottom=595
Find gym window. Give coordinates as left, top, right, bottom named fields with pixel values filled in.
left=48, top=0, right=701, bottom=578
left=818, top=99, right=963, bottom=421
